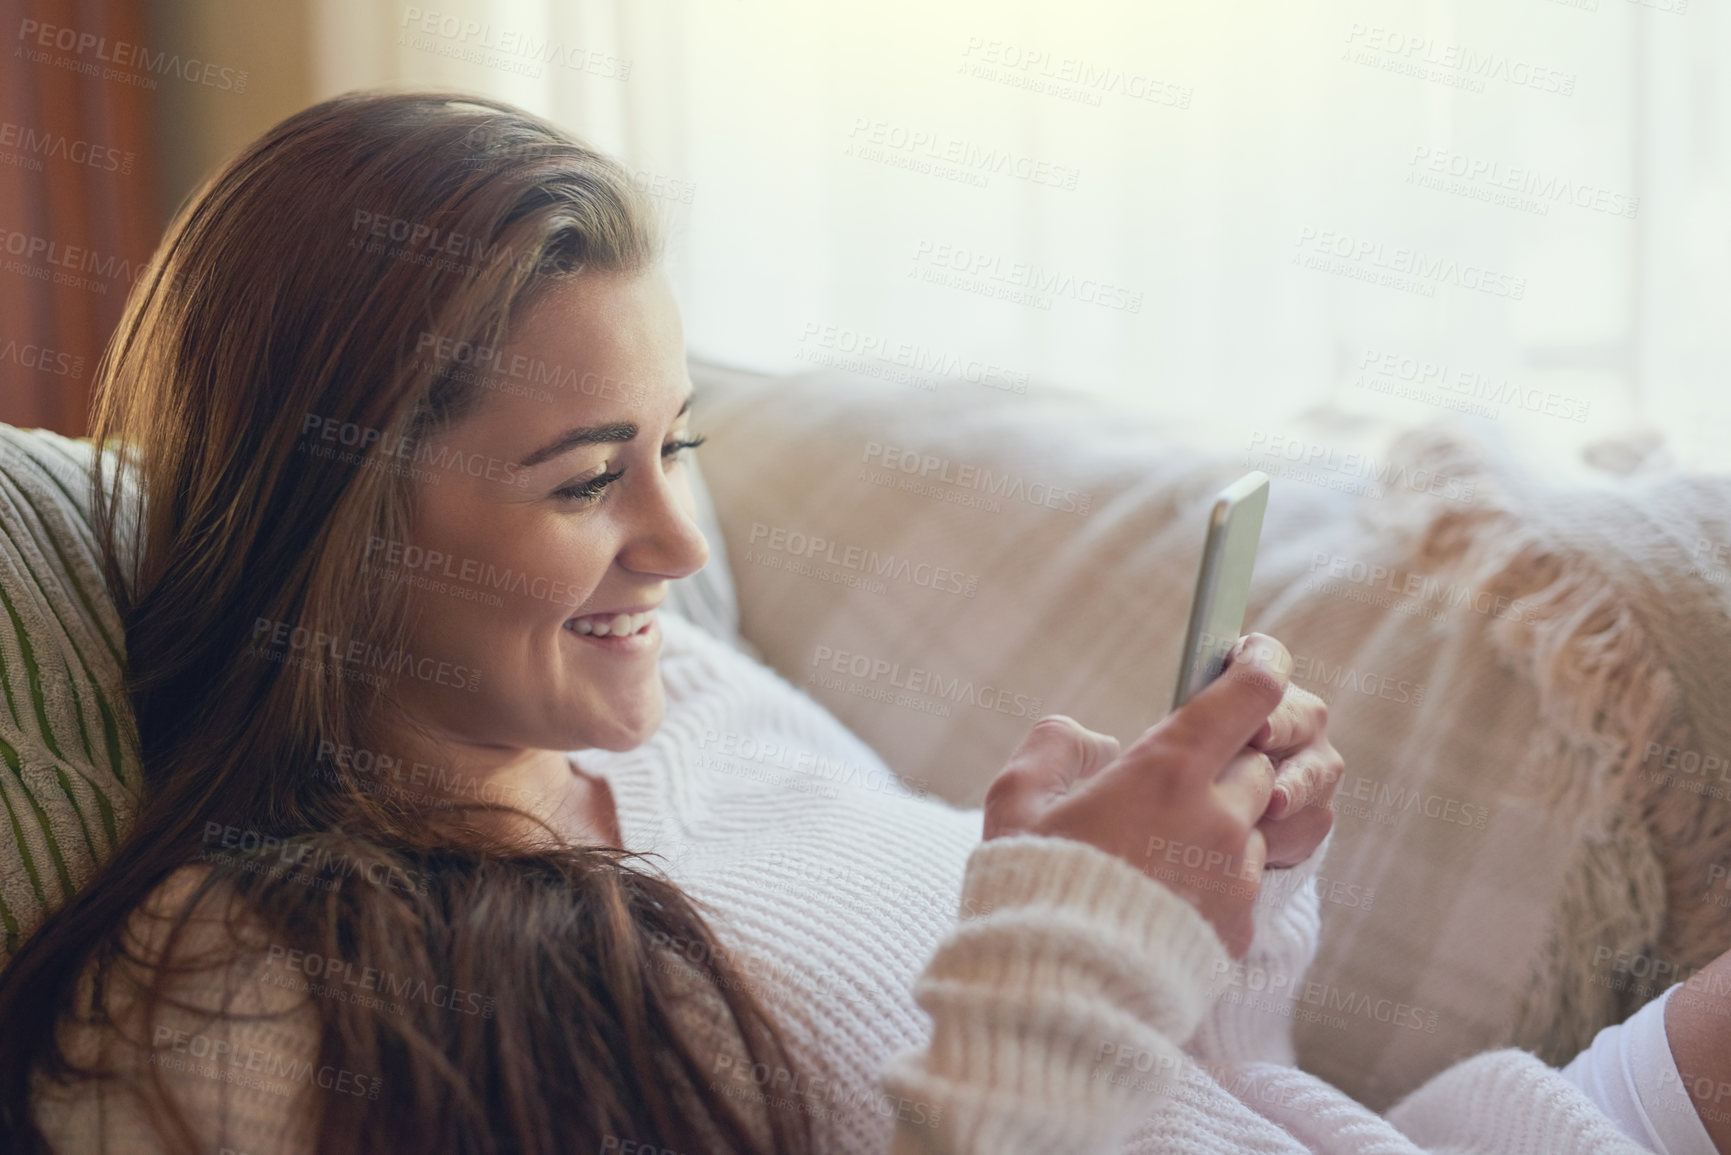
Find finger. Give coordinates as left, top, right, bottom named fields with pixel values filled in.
left=1221, top=829, right=1269, bottom=958
left=986, top=717, right=1078, bottom=831
left=1264, top=746, right=1344, bottom=821
left=1241, top=827, right=1268, bottom=890
left=1265, top=755, right=1317, bottom=821
left=1213, top=748, right=1277, bottom=828
left=1075, top=731, right=1122, bottom=782
left=998, top=715, right=1110, bottom=801
left=1147, top=635, right=1292, bottom=779
left=1251, top=686, right=1325, bottom=755
left=1258, top=804, right=1333, bottom=869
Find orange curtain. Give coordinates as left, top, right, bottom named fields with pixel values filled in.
left=0, top=0, right=159, bottom=437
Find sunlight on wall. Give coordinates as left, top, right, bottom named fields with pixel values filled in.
left=311, top=0, right=1730, bottom=476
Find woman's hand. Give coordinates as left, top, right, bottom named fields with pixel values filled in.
left=1249, top=684, right=1344, bottom=869
left=982, top=635, right=1293, bottom=958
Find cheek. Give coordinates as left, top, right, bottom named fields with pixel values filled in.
left=405, top=519, right=610, bottom=627
left=416, top=593, right=535, bottom=650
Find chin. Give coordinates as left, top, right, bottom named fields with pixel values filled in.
left=579, top=679, right=666, bottom=752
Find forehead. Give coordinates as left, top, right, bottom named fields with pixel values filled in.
left=456, top=268, right=688, bottom=439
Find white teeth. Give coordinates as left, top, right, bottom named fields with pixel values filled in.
left=567, top=610, right=654, bottom=637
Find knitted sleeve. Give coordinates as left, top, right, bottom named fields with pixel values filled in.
left=877, top=833, right=1233, bottom=1155
left=1185, top=829, right=1333, bottom=1067
left=1385, top=1049, right=1653, bottom=1154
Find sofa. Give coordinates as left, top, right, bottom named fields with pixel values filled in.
left=4, top=356, right=1730, bottom=1113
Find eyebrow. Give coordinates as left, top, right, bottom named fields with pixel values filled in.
left=517, top=389, right=694, bottom=469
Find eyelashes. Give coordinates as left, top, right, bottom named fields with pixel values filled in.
left=553, top=434, right=708, bottom=504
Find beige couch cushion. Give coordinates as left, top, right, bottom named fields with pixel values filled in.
left=688, top=360, right=1731, bottom=1109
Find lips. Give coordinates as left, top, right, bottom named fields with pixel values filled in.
left=563, top=607, right=658, bottom=637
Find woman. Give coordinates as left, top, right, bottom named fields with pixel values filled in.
left=0, top=90, right=1723, bottom=1155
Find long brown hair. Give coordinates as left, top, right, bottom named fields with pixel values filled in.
left=0, top=90, right=813, bottom=1155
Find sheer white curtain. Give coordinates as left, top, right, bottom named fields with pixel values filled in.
left=309, top=0, right=1730, bottom=474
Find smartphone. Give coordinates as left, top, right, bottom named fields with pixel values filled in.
left=1171, top=471, right=1270, bottom=710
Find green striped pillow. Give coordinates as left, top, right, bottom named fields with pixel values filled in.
left=0, top=425, right=142, bottom=969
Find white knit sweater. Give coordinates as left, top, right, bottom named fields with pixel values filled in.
left=577, top=612, right=1653, bottom=1155
left=34, top=610, right=1655, bottom=1153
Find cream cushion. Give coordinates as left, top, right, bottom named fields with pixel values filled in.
left=687, top=358, right=1731, bottom=1109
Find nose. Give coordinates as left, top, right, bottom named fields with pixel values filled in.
left=618, top=462, right=710, bottom=582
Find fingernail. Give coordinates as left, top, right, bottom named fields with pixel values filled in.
left=1244, top=636, right=1291, bottom=677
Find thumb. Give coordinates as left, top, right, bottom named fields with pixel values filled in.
left=1073, top=725, right=1122, bottom=783
left=1008, top=715, right=1119, bottom=795
left=987, top=715, right=1117, bottom=836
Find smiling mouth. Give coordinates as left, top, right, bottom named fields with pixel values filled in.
left=563, top=609, right=656, bottom=637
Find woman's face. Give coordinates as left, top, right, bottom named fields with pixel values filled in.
left=386, top=266, right=709, bottom=758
